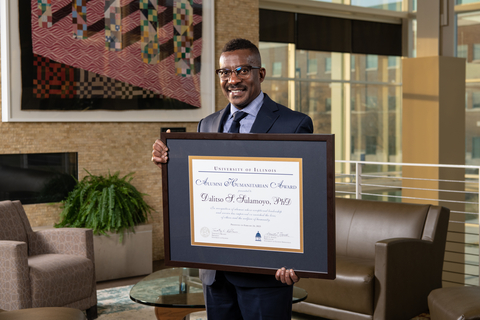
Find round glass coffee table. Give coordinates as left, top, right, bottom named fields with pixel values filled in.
left=129, top=267, right=308, bottom=320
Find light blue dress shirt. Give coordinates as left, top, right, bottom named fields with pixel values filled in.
left=223, top=91, right=264, bottom=133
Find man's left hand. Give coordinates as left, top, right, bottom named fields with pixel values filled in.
left=275, top=267, right=299, bottom=285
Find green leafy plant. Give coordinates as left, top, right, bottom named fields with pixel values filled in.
left=55, top=170, right=153, bottom=239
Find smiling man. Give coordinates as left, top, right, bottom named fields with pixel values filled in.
left=152, top=38, right=313, bottom=320
left=196, top=39, right=313, bottom=135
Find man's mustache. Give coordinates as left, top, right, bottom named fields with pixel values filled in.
left=227, top=86, right=246, bottom=90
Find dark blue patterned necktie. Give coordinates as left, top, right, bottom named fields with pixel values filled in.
left=228, top=111, right=248, bottom=133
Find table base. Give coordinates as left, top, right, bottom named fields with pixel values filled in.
left=154, top=307, right=206, bottom=320
left=182, top=310, right=207, bottom=320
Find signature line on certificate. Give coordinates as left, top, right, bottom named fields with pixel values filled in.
left=198, top=171, right=293, bottom=176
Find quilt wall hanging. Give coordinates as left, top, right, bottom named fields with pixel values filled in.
left=0, top=0, right=215, bottom=122
left=25, top=0, right=202, bottom=111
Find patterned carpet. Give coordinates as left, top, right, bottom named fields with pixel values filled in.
left=96, top=285, right=153, bottom=320
left=95, top=285, right=432, bottom=320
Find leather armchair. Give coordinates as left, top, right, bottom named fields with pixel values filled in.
left=293, top=198, right=450, bottom=320
left=0, top=200, right=97, bottom=319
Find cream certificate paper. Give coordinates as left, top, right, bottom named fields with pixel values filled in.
left=189, top=156, right=303, bottom=253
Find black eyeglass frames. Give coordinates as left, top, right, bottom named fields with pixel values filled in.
left=215, top=65, right=261, bottom=80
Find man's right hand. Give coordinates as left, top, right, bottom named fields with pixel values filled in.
left=151, top=131, right=170, bottom=168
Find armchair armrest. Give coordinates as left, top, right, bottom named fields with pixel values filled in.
left=374, top=237, right=438, bottom=320
left=0, top=241, right=31, bottom=310
left=29, top=228, right=94, bottom=262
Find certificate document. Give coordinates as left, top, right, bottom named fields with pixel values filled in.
left=189, top=156, right=303, bottom=253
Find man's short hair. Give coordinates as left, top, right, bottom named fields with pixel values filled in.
left=222, top=38, right=261, bottom=64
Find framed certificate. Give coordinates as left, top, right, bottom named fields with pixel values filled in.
left=162, top=132, right=335, bottom=279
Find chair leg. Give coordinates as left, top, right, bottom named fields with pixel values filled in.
left=86, top=305, right=98, bottom=320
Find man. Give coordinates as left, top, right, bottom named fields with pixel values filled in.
left=152, top=38, right=313, bottom=319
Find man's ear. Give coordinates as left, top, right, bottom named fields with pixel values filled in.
left=259, top=68, right=266, bottom=83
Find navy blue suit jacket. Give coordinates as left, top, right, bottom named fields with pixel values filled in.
left=197, top=93, right=313, bottom=288
left=198, top=94, right=313, bottom=134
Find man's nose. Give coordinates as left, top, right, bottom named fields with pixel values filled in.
left=228, top=72, right=241, bottom=84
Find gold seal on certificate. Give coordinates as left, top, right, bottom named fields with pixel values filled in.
left=189, top=156, right=304, bottom=253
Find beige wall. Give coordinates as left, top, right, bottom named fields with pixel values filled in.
left=0, top=0, right=259, bottom=261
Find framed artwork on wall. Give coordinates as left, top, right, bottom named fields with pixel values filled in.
left=1, top=0, right=215, bottom=122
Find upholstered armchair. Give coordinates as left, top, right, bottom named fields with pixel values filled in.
left=0, top=200, right=97, bottom=319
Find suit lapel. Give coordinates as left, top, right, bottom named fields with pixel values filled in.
left=250, top=94, right=279, bottom=133
left=211, top=107, right=229, bottom=132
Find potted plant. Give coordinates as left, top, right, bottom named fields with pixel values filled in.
left=55, top=170, right=152, bottom=237
left=55, top=170, right=154, bottom=281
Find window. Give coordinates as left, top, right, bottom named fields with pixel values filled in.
left=307, top=58, right=318, bottom=75
left=457, top=44, right=468, bottom=60
left=388, top=95, right=396, bottom=110
left=473, top=92, right=480, bottom=108
left=366, top=136, right=377, bottom=155
left=474, top=44, right=480, bottom=61
left=473, top=137, right=480, bottom=159
left=367, top=95, right=378, bottom=110
left=389, top=135, right=396, bottom=156
left=324, top=57, right=331, bottom=73
left=366, top=55, right=378, bottom=70
left=272, top=62, right=282, bottom=77
left=387, top=56, right=398, bottom=68
left=325, top=98, right=332, bottom=112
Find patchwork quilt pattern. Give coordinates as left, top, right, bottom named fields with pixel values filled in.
left=24, top=0, right=203, bottom=110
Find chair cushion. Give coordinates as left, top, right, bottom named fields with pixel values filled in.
left=335, top=198, right=430, bottom=259
left=295, top=255, right=375, bottom=316
left=28, top=254, right=94, bottom=308
left=0, top=307, right=85, bottom=320
left=428, top=286, right=480, bottom=320
left=0, top=201, right=28, bottom=244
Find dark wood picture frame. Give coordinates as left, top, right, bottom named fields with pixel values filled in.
left=161, top=132, right=335, bottom=279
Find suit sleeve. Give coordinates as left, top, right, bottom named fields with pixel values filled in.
left=295, top=115, right=314, bottom=133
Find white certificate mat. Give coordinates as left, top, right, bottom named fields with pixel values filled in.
left=189, top=156, right=303, bottom=253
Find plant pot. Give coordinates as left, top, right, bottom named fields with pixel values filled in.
left=93, top=223, right=153, bottom=282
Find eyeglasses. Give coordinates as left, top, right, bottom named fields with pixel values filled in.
left=215, top=65, right=261, bottom=80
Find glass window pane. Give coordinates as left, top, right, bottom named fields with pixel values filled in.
left=352, top=54, right=401, bottom=83
left=296, top=50, right=336, bottom=80
left=324, top=58, right=331, bottom=73
left=458, top=44, right=468, bottom=60
left=259, top=42, right=290, bottom=79
left=297, top=82, right=332, bottom=133
left=466, top=84, right=480, bottom=164
left=350, top=84, right=400, bottom=162
left=351, top=0, right=403, bottom=11
left=472, top=137, right=480, bottom=159
left=366, top=55, right=378, bottom=70
left=272, top=62, right=282, bottom=77
left=458, top=12, right=480, bottom=165
left=308, top=58, right=318, bottom=75
left=262, top=79, right=289, bottom=107
left=260, top=42, right=402, bottom=163
left=457, top=0, right=480, bottom=4
left=474, top=44, right=480, bottom=61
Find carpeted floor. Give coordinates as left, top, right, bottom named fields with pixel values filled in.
left=97, top=285, right=151, bottom=317
left=95, top=285, right=431, bottom=320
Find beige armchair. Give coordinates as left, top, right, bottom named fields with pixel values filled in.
left=0, top=307, right=86, bottom=320
left=0, top=200, right=97, bottom=319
